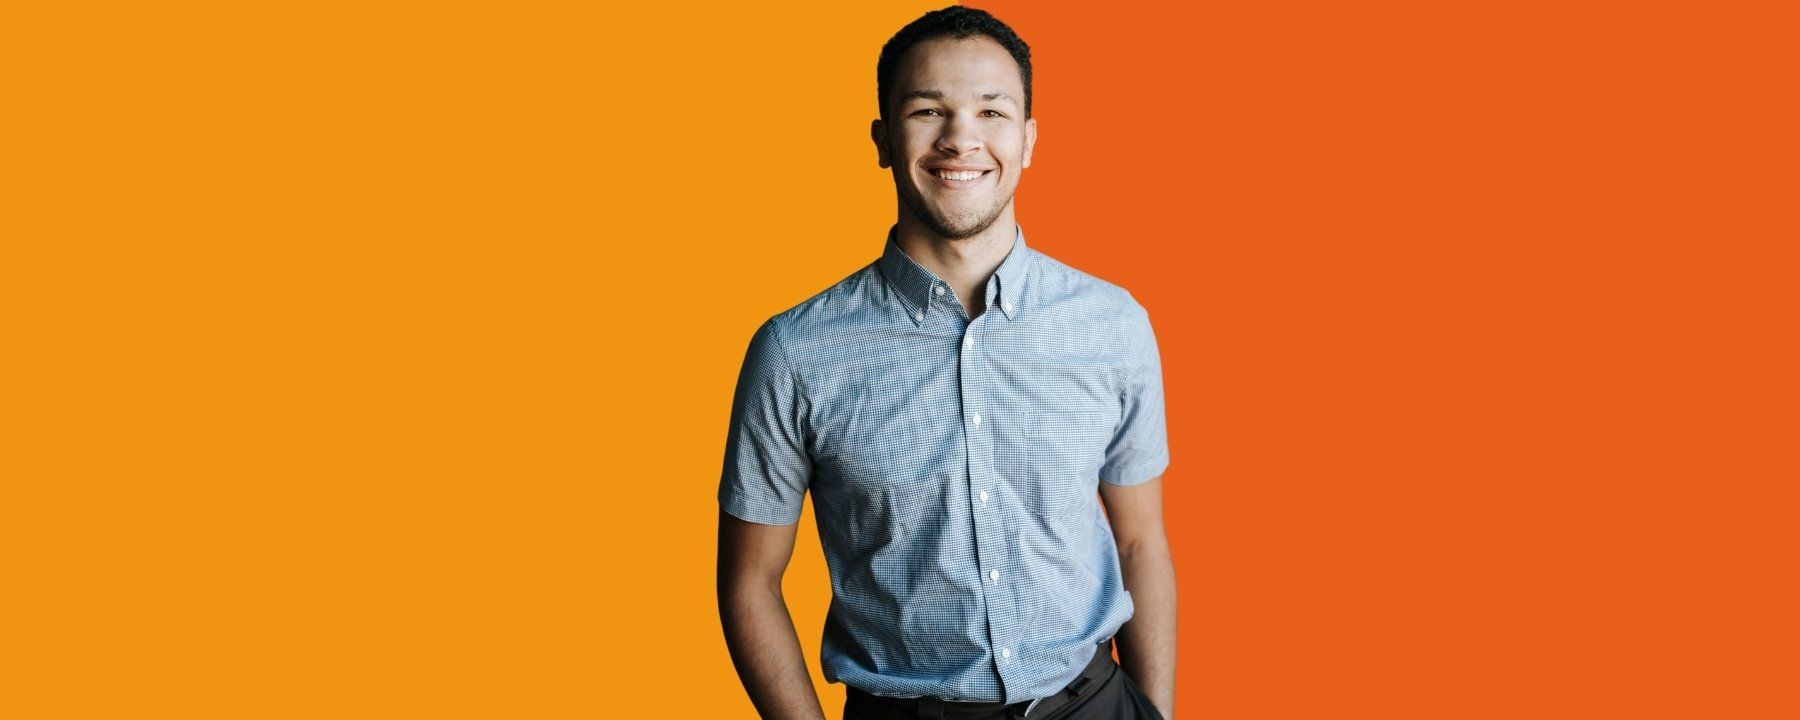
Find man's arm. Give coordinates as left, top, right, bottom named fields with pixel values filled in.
left=1099, top=475, right=1177, bottom=720
left=717, top=508, right=827, bottom=720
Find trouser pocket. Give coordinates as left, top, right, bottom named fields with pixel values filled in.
left=1117, top=669, right=1166, bottom=720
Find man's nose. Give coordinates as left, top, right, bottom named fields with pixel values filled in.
left=934, top=113, right=984, bottom=156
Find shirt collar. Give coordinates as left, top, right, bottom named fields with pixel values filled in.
left=877, top=224, right=1030, bottom=326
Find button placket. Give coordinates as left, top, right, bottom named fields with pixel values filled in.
left=959, top=312, right=1021, bottom=691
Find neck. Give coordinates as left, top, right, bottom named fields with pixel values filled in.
left=892, top=210, right=1016, bottom=320
left=893, top=214, right=1016, bottom=291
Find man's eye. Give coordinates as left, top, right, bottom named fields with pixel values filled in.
left=913, top=109, right=1006, bottom=118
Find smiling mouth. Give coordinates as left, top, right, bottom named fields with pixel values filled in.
left=929, top=168, right=993, bottom=189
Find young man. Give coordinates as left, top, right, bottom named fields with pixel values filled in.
left=718, top=7, right=1175, bottom=719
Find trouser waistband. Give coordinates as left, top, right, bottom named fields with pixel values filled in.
left=845, top=639, right=1115, bottom=719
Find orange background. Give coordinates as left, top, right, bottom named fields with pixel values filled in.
left=4, top=1, right=1795, bottom=718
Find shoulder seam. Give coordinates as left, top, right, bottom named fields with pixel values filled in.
left=764, top=315, right=814, bottom=444
left=1122, top=297, right=1151, bottom=385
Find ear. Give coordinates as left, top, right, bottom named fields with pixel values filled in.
left=1022, top=116, right=1037, bottom=169
left=871, top=118, right=890, bottom=169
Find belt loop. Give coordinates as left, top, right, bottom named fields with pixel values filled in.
left=916, top=697, right=945, bottom=720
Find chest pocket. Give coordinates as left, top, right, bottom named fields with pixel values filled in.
left=1025, top=405, right=1118, bottom=523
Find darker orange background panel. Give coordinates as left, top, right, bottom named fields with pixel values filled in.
left=966, top=1, right=1796, bottom=718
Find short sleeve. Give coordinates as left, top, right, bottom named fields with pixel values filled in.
left=1100, top=301, right=1171, bottom=486
left=718, top=316, right=813, bottom=525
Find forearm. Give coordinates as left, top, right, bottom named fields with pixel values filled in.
left=719, top=582, right=827, bottom=720
left=1115, top=537, right=1177, bottom=719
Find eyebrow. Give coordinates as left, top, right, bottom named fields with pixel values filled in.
left=900, top=89, right=1018, bottom=106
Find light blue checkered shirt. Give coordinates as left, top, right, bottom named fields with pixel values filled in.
left=719, top=224, right=1170, bottom=707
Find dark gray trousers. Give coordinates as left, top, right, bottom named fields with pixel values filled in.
left=843, top=641, right=1166, bottom=720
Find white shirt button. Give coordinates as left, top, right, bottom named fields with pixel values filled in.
left=1005, top=302, right=1015, bottom=312
left=971, top=413, right=981, bottom=426
left=913, top=311, right=923, bottom=322
left=979, top=490, right=989, bottom=504
left=989, top=569, right=1000, bottom=582
left=934, top=285, right=945, bottom=296
left=964, top=337, right=974, bottom=349
left=1001, top=647, right=1012, bottom=659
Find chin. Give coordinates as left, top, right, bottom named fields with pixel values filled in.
left=931, top=214, right=1000, bottom=240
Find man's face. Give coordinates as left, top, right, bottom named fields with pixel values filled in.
left=874, top=35, right=1037, bottom=240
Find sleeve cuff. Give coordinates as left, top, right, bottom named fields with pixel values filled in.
left=1099, top=450, right=1170, bottom=487
left=719, top=492, right=804, bottom=526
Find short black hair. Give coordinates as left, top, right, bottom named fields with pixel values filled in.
left=876, top=6, right=1033, bottom=123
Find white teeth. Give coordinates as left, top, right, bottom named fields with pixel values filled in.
left=934, top=169, right=985, bottom=181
